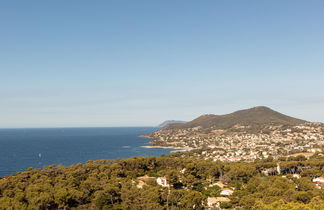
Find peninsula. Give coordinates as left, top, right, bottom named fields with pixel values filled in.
left=144, top=106, right=324, bottom=161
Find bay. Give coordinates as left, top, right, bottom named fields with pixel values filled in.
left=0, top=127, right=172, bottom=177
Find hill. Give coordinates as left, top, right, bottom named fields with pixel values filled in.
left=164, top=106, right=306, bottom=130
left=158, top=120, right=186, bottom=128
left=2, top=155, right=324, bottom=209
left=147, top=106, right=323, bottom=161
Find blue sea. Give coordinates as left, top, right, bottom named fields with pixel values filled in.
left=0, top=127, right=173, bottom=177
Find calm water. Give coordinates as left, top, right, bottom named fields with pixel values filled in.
left=0, top=127, right=172, bottom=177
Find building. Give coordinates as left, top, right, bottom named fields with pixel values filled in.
left=156, top=177, right=169, bottom=187
left=293, top=174, right=301, bottom=179
left=313, top=177, right=324, bottom=184
left=220, top=189, right=234, bottom=196
left=207, top=197, right=230, bottom=208
left=136, top=180, right=146, bottom=189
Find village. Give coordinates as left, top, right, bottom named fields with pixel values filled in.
left=131, top=162, right=324, bottom=209
left=146, top=122, right=324, bottom=162
left=133, top=173, right=234, bottom=209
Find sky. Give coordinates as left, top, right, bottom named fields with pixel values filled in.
left=1, top=0, right=324, bottom=128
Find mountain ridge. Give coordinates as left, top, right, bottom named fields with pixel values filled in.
left=164, top=106, right=306, bottom=130
left=158, top=120, right=186, bottom=128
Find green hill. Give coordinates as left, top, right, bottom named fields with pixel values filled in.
left=1, top=155, right=324, bottom=209
left=165, top=106, right=306, bottom=130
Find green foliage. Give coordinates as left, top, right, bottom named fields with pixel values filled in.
left=1, top=155, right=324, bottom=209
left=167, top=106, right=305, bottom=130
left=202, top=185, right=221, bottom=197
left=220, top=201, right=232, bottom=209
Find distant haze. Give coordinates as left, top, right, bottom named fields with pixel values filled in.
left=158, top=120, right=187, bottom=128
left=1, top=1, right=324, bottom=128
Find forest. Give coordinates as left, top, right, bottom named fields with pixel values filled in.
left=1, top=153, right=324, bottom=209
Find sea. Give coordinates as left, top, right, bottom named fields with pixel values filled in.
left=0, top=127, right=174, bottom=177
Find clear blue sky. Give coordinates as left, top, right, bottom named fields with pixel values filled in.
left=1, top=0, right=324, bottom=128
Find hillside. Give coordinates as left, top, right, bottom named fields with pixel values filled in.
left=165, top=106, right=306, bottom=130
left=147, top=107, right=323, bottom=161
left=2, top=155, right=324, bottom=209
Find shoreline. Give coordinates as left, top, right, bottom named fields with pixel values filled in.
left=140, top=145, right=192, bottom=151
left=139, top=134, right=194, bottom=153
left=139, top=134, right=193, bottom=152
left=139, top=134, right=151, bottom=138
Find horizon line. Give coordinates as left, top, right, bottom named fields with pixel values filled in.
left=0, top=126, right=159, bottom=129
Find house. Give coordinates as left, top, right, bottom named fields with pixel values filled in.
left=313, top=177, right=324, bottom=184
left=157, top=177, right=169, bottom=187
left=135, top=175, right=156, bottom=189
left=136, top=180, right=146, bottom=189
left=209, top=181, right=225, bottom=189
left=207, top=197, right=230, bottom=208
left=220, top=189, right=234, bottom=196
left=293, top=174, right=301, bottom=179
left=180, top=168, right=186, bottom=174
left=137, top=175, right=155, bottom=181
left=207, top=197, right=218, bottom=207
left=277, top=163, right=281, bottom=175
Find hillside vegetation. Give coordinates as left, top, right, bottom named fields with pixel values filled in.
left=1, top=155, right=324, bottom=209
left=165, top=106, right=305, bottom=130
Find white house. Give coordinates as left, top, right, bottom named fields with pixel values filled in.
left=313, top=177, right=324, bottom=183
left=220, top=189, right=234, bottom=196
left=180, top=168, right=186, bottom=174
left=293, top=174, right=301, bottom=179
left=136, top=180, right=146, bottom=189
left=156, top=177, right=169, bottom=187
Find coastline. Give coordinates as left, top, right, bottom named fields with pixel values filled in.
left=139, top=134, right=151, bottom=138
left=140, top=145, right=192, bottom=151
left=0, top=127, right=165, bottom=177
left=139, top=133, right=193, bottom=153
